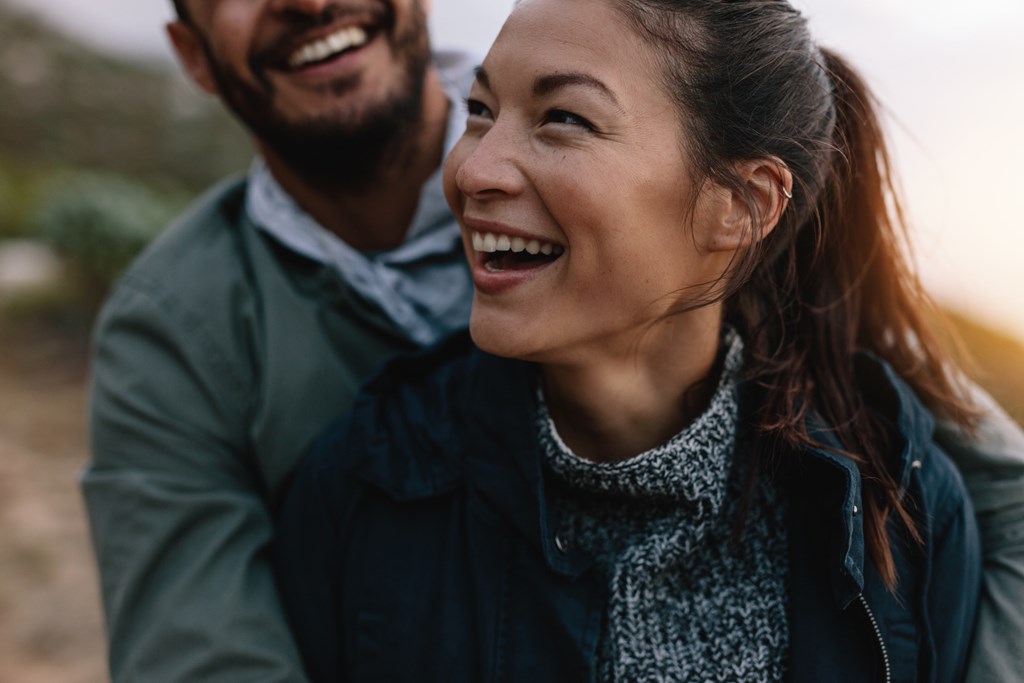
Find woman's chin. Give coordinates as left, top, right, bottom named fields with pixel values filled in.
left=469, top=318, right=523, bottom=359
left=468, top=309, right=546, bottom=361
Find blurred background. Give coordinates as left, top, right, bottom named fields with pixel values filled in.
left=0, top=0, right=1020, bottom=681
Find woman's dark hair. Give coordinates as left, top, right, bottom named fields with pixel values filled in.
left=618, top=0, right=974, bottom=588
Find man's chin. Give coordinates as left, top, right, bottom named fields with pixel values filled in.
left=262, top=97, right=390, bottom=138
left=251, top=108, right=416, bottom=187
left=216, top=42, right=429, bottom=186
left=264, top=69, right=364, bottom=108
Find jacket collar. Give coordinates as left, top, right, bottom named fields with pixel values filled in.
left=352, top=333, right=938, bottom=604
left=345, top=333, right=565, bottom=573
left=783, top=352, right=936, bottom=608
left=457, top=347, right=937, bottom=595
left=462, top=347, right=940, bottom=607
left=460, top=347, right=595, bottom=578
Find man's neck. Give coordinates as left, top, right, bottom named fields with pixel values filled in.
left=259, top=68, right=452, bottom=252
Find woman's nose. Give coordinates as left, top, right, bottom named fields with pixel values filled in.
left=454, top=128, right=525, bottom=201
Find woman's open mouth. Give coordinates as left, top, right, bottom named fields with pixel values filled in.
left=471, top=230, right=565, bottom=273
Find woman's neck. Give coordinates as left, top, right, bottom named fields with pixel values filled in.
left=540, top=310, right=724, bottom=463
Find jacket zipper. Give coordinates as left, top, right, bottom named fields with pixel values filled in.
left=858, top=593, right=891, bottom=683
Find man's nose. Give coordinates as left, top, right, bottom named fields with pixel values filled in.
left=268, top=0, right=332, bottom=16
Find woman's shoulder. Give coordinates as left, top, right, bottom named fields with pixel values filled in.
left=780, top=352, right=974, bottom=526
left=298, top=330, right=537, bottom=503
left=854, top=353, right=973, bottom=525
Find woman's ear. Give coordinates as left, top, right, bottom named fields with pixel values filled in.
left=167, top=21, right=219, bottom=95
left=702, top=158, right=792, bottom=253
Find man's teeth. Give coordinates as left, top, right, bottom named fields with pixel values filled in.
left=289, top=26, right=368, bottom=68
left=471, top=231, right=563, bottom=256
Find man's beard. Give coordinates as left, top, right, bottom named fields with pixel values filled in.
left=201, top=3, right=432, bottom=189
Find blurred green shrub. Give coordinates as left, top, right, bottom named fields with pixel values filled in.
left=0, top=163, right=18, bottom=238
left=0, top=158, right=45, bottom=239
left=26, top=171, right=185, bottom=302
left=0, top=174, right=10, bottom=230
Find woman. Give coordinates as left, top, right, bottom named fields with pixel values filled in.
left=274, top=0, right=980, bottom=680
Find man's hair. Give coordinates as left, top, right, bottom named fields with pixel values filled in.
left=171, top=0, right=190, bottom=23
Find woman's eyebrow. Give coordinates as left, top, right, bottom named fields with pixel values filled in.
left=474, top=66, right=491, bottom=90
left=474, top=66, right=621, bottom=109
left=534, top=72, right=621, bottom=107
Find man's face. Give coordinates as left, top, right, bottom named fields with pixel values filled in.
left=171, top=0, right=432, bottom=181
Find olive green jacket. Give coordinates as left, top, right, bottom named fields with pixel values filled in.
left=84, top=178, right=417, bottom=682
left=83, top=178, right=1024, bottom=682
left=936, top=386, right=1024, bottom=683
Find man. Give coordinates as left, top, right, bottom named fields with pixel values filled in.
left=84, top=0, right=474, bottom=680
left=83, top=0, right=1024, bottom=682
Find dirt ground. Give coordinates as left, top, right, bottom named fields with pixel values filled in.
left=0, top=321, right=107, bottom=683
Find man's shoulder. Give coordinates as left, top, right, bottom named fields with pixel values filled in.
left=435, top=49, right=480, bottom=77
left=96, top=174, right=262, bottom=342
left=435, top=48, right=481, bottom=97
left=122, top=175, right=250, bottom=289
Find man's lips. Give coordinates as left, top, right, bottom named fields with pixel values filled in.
left=287, top=26, right=371, bottom=69
left=256, top=6, right=389, bottom=73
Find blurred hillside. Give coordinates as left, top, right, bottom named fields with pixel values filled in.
left=946, top=310, right=1024, bottom=425
left=0, top=0, right=253, bottom=315
left=0, top=0, right=252, bottom=207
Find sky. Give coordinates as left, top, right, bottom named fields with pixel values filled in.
left=5, top=0, right=1023, bottom=343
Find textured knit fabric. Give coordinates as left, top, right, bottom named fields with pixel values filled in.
left=538, top=333, right=791, bottom=682
left=245, top=51, right=476, bottom=347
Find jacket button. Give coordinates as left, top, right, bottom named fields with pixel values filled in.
left=911, top=460, right=923, bottom=470
left=554, top=534, right=568, bottom=554
left=852, top=505, right=859, bottom=516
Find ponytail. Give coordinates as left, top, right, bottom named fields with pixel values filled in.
left=740, top=49, right=976, bottom=588
left=619, top=0, right=975, bottom=589
left=819, top=48, right=969, bottom=416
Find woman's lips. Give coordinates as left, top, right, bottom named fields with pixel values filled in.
left=470, top=230, right=564, bottom=257
left=466, top=229, right=565, bottom=295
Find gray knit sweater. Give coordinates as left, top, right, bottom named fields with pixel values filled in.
left=538, top=334, right=790, bottom=682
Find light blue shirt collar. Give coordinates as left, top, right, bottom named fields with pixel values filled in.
left=245, top=50, right=477, bottom=346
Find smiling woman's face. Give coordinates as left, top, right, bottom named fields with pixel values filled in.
left=443, top=0, right=730, bottom=364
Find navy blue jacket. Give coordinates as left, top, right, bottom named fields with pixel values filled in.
left=273, top=332, right=980, bottom=682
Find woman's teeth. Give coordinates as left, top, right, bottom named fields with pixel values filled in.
left=289, top=26, right=369, bottom=68
left=471, top=231, right=564, bottom=256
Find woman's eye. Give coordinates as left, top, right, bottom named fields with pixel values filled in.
left=466, top=98, right=494, bottom=120
left=544, top=109, right=594, bottom=131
